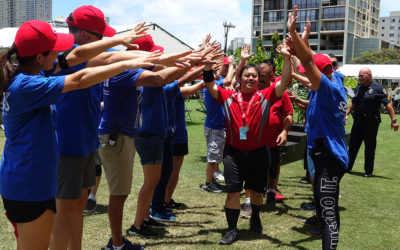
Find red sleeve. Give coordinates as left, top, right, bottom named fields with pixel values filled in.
left=216, top=85, right=235, bottom=105
left=281, top=91, right=294, bottom=116
left=261, top=84, right=279, bottom=105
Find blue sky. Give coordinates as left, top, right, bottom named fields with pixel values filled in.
left=52, top=0, right=393, bottom=47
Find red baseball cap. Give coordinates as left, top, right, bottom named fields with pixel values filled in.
left=15, top=20, right=74, bottom=57
left=66, top=5, right=116, bottom=37
left=297, top=54, right=333, bottom=75
left=221, top=57, right=229, bottom=65
left=127, top=33, right=164, bottom=53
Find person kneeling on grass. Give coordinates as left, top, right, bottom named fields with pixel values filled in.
left=202, top=41, right=293, bottom=245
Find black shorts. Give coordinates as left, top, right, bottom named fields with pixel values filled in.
left=223, top=145, right=270, bottom=193
left=2, top=197, right=56, bottom=223
left=173, top=142, right=189, bottom=156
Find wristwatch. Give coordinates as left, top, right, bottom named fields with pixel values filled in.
left=392, top=118, right=397, bottom=123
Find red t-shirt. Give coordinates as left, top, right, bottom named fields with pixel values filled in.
left=263, top=89, right=294, bottom=148
left=216, top=85, right=279, bottom=151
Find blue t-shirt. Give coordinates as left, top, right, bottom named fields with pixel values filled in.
left=173, top=89, right=188, bottom=144
left=333, top=70, right=344, bottom=85
left=305, top=74, right=349, bottom=169
left=0, top=73, right=64, bottom=201
left=163, top=80, right=180, bottom=131
left=203, top=77, right=225, bottom=130
left=50, top=44, right=102, bottom=155
left=98, top=69, right=144, bottom=137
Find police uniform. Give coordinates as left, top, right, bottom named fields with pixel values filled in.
left=348, top=81, right=389, bottom=175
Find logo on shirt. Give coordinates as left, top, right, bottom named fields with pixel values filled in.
left=3, top=92, right=10, bottom=113
left=368, top=88, right=374, bottom=95
left=338, top=101, right=347, bottom=113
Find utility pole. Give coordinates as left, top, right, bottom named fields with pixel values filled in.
left=223, top=21, right=235, bottom=53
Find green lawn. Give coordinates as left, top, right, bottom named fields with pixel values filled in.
left=0, top=99, right=399, bottom=249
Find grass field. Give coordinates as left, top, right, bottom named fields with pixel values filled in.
left=0, top=99, right=399, bottom=249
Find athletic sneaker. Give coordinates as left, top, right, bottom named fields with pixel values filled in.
left=300, top=177, right=311, bottom=184
left=126, top=224, right=157, bottom=238
left=144, top=217, right=165, bottom=228
left=104, top=236, right=144, bottom=250
left=306, top=227, right=322, bottom=238
left=219, top=229, right=239, bottom=245
left=299, top=215, right=320, bottom=226
left=200, top=182, right=222, bottom=193
left=213, top=170, right=225, bottom=183
left=163, top=199, right=183, bottom=209
left=364, top=174, right=373, bottom=178
left=275, top=188, right=284, bottom=202
left=301, top=202, right=316, bottom=211
left=239, top=203, right=252, bottom=218
left=83, top=198, right=97, bottom=213
left=150, top=211, right=175, bottom=222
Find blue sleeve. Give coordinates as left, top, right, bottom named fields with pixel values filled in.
left=318, top=74, right=343, bottom=106
left=109, top=68, right=145, bottom=87
left=163, top=80, right=179, bottom=99
left=16, top=75, right=65, bottom=107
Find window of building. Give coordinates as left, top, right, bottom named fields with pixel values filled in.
left=390, top=26, right=395, bottom=30
left=382, top=19, right=385, bottom=22
left=392, top=19, right=396, bottom=23
left=389, top=33, right=394, bottom=37
left=381, top=34, right=384, bottom=37
left=362, top=1, right=367, bottom=8
left=253, top=6, right=261, bottom=16
left=263, top=11, right=284, bottom=22
left=253, top=16, right=261, bottom=26
left=264, top=0, right=284, bottom=10
left=382, top=26, right=384, bottom=29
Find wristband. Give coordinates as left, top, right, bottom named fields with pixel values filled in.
left=203, top=70, right=214, bottom=82
left=57, top=48, right=73, bottom=70
left=392, top=118, right=397, bottom=123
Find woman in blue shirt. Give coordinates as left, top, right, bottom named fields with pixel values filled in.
left=0, top=20, right=158, bottom=249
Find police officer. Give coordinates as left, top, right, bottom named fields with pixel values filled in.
left=346, top=67, right=399, bottom=177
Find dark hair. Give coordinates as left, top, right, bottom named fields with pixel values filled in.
left=239, top=63, right=260, bottom=80
left=328, top=54, right=336, bottom=59
left=0, top=44, right=50, bottom=99
left=67, top=13, right=80, bottom=34
left=262, top=59, right=276, bottom=72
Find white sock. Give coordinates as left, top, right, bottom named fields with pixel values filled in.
left=267, top=188, right=276, bottom=194
left=245, top=197, right=251, bottom=204
left=112, top=244, right=124, bottom=250
left=88, top=194, right=96, bottom=201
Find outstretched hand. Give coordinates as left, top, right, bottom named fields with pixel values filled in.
left=301, top=19, right=311, bottom=42
left=127, top=52, right=162, bottom=70
left=241, top=44, right=253, bottom=61
left=122, top=22, right=150, bottom=48
left=276, top=44, right=291, bottom=57
left=287, top=6, right=298, bottom=33
left=158, top=51, right=194, bottom=67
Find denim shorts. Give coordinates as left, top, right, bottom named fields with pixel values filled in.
left=135, top=133, right=165, bottom=165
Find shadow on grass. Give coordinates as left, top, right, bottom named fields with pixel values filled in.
left=290, top=226, right=320, bottom=247
left=165, top=220, right=214, bottom=228
left=186, top=121, right=204, bottom=126
left=83, top=204, right=108, bottom=217
left=346, top=171, right=392, bottom=180
left=144, top=239, right=214, bottom=247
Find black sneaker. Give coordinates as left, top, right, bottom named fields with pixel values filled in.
left=105, top=236, right=144, bottom=250
left=299, top=215, right=321, bottom=226
left=364, top=174, right=373, bottom=178
left=250, top=214, right=263, bottom=233
left=300, top=177, right=311, bottom=184
left=200, top=182, right=222, bottom=193
left=219, top=229, right=239, bottom=245
left=144, top=217, right=165, bottom=228
left=126, top=224, right=157, bottom=238
left=83, top=198, right=97, bottom=213
left=163, top=199, right=183, bottom=209
left=301, top=202, right=316, bottom=211
left=306, top=227, right=322, bottom=238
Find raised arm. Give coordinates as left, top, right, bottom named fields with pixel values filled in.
left=234, top=45, right=253, bottom=83
left=177, top=65, right=205, bottom=88
left=63, top=53, right=160, bottom=93
left=274, top=44, right=293, bottom=98
left=223, top=55, right=236, bottom=89
left=287, top=6, right=322, bottom=90
left=292, top=72, right=315, bottom=90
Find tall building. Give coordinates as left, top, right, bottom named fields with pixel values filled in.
left=0, top=0, right=52, bottom=28
left=379, top=11, right=400, bottom=46
left=229, top=37, right=245, bottom=51
left=252, top=0, right=381, bottom=63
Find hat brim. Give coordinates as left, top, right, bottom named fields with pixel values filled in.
left=150, top=44, right=164, bottom=53
left=298, top=65, right=306, bottom=74
left=53, top=33, right=74, bottom=52
left=102, top=24, right=116, bottom=37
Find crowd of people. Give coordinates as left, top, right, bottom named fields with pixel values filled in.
left=0, top=5, right=398, bottom=250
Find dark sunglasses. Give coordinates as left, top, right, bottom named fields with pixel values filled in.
left=83, top=29, right=103, bottom=40
left=332, top=61, right=338, bottom=66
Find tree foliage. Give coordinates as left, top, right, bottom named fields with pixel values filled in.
left=350, top=48, right=400, bottom=64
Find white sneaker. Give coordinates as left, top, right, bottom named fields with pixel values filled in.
left=213, top=171, right=225, bottom=183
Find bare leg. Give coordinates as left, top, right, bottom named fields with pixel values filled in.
left=206, top=162, right=218, bottom=183
left=108, top=195, right=128, bottom=247
left=165, top=155, right=184, bottom=203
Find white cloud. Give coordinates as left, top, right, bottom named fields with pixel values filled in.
left=94, top=0, right=251, bottom=49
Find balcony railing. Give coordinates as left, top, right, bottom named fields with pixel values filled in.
left=321, top=24, right=345, bottom=30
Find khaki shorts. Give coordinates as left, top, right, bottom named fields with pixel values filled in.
left=99, top=133, right=136, bottom=196
left=204, top=126, right=226, bottom=163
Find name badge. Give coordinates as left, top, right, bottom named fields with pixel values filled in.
left=239, top=126, right=249, bottom=140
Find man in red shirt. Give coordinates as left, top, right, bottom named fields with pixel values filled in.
left=202, top=44, right=293, bottom=245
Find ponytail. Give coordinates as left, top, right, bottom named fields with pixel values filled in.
left=0, top=44, right=17, bottom=99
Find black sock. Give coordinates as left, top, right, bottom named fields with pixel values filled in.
left=251, top=204, right=261, bottom=216
left=224, top=207, right=240, bottom=230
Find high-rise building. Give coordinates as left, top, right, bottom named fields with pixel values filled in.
left=229, top=37, right=245, bottom=51
left=0, top=0, right=52, bottom=28
left=251, top=0, right=382, bottom=63
left=379, top=12, right=400, bottom=46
